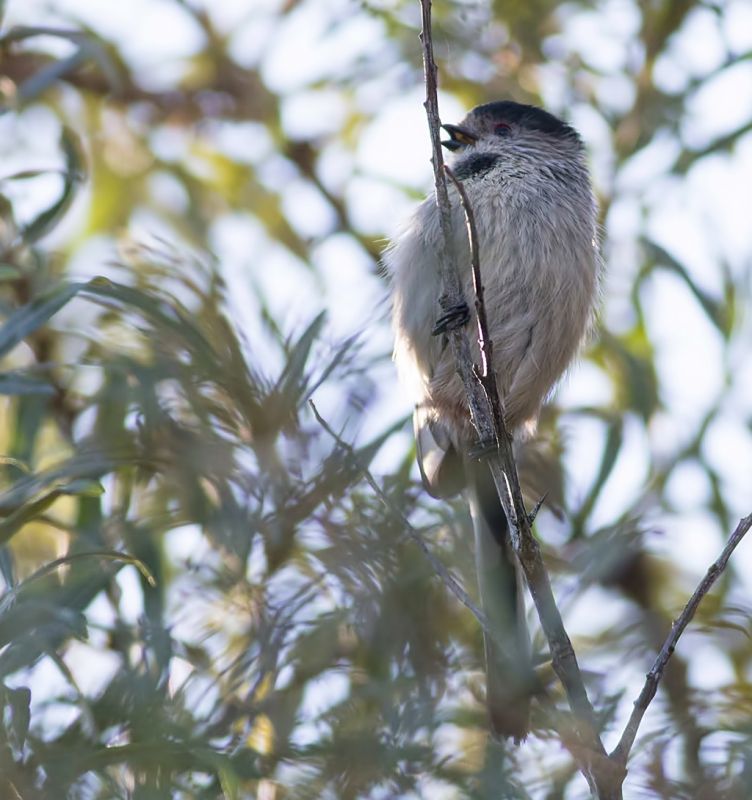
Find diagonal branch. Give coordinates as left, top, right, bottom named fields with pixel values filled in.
left=611, top=513, right=752, bottom=764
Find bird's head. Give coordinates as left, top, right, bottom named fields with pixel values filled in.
left=441, top=100, right=582, bottom=164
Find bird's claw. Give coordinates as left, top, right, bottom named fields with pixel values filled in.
left=432, top=302, right=470, bottom=335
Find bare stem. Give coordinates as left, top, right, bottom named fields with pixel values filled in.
left=418, top=0, right=496, bottom=447
left=611, top=513, right=752, bottom=764
left=444, top=165, right=504, bottom=437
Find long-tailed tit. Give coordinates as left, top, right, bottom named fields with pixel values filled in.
left=387, top=101, right=600, bottom=739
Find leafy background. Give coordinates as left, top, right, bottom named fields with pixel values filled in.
left=0, top=0, right=752, bottom=797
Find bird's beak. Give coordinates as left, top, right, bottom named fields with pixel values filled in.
left=441, top=123, right=477, bottom=151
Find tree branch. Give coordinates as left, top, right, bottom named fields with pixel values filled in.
left=418, top=5, right=750, bottom=798
left=444, top=166, right=505, bottom=437
left=611, top=513, right=752, bottom=764
left=419, top=0, right=609, bottom=774
left=418, top=0, right=496, bottom=451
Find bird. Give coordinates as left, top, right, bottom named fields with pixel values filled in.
left=387, top=100, right=601, bottom=740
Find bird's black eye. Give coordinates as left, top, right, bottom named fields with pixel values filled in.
left=494, top=122, right=511, bottom=136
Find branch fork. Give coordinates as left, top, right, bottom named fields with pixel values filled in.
left=416, top=1, right=752, bottom=797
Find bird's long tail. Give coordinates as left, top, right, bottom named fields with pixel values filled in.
left=467, top=459, right=533, bottom=741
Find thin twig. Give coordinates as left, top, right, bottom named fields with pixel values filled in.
left=611, top=513, right=752, bottom=764
left=444, top=165, right=504, bottom=437
left=419, top=0, right=453, bottom=285
left=418, top=0, right=496, bottom=449
left=308, top=400, right=492, bottom=636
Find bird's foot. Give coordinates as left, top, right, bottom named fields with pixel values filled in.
left=431, top=301, right=470, bottom=335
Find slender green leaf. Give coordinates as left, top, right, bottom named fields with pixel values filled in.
left=0, top=456, right=31, bottom=474
left=574, top=417, right=623, bottom=529
left=1, top=168, right=69, bottom=181
left=0, top=601, right=87, bottom=650
left=645, top=239, right=733, bottom=337
left=0, top=450, right=139, bottom=515
left=11, top=549, right=156, bottom=597
left=0, top=488, right=64, bottom=546
left=16, top=49, right=88, bottom=107
left=0, top=372, right=56, bottom=396
left=276, top=311, right=327, bottom=402
left=21, top=127, right=85, bottom=243
left=81, top=277, right=218, bottom=367
left=0, top=282, right=84, bottom=359
left=0, top=264, right=22, bottom=281
left=7, top=686, right=31, bottom=748
left=0, top=545, right=15, bottom=589
left=0, top=25, right=87, bottom=45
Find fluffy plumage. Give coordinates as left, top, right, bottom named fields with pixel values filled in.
left=387, top=101, right=601, bottom=739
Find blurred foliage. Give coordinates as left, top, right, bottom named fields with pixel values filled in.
left=0, top=0, right=751, bottom=798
